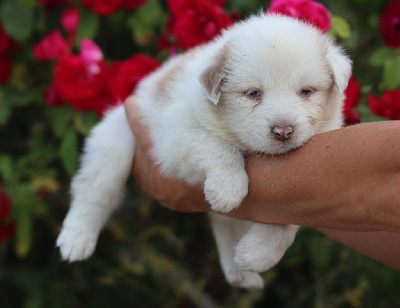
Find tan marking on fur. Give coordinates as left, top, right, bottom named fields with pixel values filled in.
left=199, top=44, right=230, bottom=102
left=318, top=34, right=338, bottom=88
left=155, top=47, right=203, bottom=102
left=155, top=61, right=183, bottom=100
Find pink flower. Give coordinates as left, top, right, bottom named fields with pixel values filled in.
left=80, top=38, right=104, bottom=79
left=268, top=0, right=331, bottom=32
left=33, top=30, right=69, bottom=60
left=368, top=89, right=400, bottom=120
left=61, top=7, right=79, bottom=44
left=343, top=76, right=361, bottom=126
left=61, top=7, right=79, bottom=32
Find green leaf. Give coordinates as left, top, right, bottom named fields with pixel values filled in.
left=47, top=107, right=73, bottom=138
left=15, top=209, right=32, bottom=258
left=0, top=155, right=14, bottom=180
left=309, top=236, right=332, bottom=274
left=17, top=0, right=38, bottom=7
left=383, top=56, right=400, bottom=89
left=0, top=92, right=11, bottom=126
left=369, top=47, right=395, bottom=66
left=75, top=9, right=100, bottom=46
left=4, top=184, right=44, bottom=257
left=0, top=0, right=34, bottom=42
left=74, top=111, right=99, bottom=136
left=331, top=15, right=351, bottom=39
left=60, top=127, right=78, bottom=176
left=126, top=0, right=166, bottom=45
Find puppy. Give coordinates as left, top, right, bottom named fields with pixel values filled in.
left=57, top=14, right=351, bottom=289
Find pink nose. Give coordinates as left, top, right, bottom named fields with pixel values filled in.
left=271, top=126, right=293, bottom=141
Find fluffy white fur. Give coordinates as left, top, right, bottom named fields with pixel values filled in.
left=57, top=14, right=351, bottom=289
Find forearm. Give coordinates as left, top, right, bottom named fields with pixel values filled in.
left=229, top=121, right=400, bottom=232
left=318, top=229, right=400, bottom=270
left=125, top=97, right=400, bottom=232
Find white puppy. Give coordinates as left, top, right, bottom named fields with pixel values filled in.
left=57, top=14, right=351, bottom=289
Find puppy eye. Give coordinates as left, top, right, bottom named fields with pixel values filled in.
left=245, top=89, right=263, bottom=99
left=298, top=87, right=315, bottom=97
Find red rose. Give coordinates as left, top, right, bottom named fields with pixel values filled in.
left=0, top=24, right=19, bottom=54
left=167, top=0, right=233, bottom=50
left=110, top=54, right=161, bottom=102
left=368, top=89, right=400, bottom=120
left=54, top=54, right=110, bottom=112
left=49, top=39, right=118, bottom=116
left=0, top=23, right=18, bottom=84
left=36, top=0, right=71, bottom=9
left=44, top=83, right=65, bottom=107
left=268, top=0, right=331, bottom=32
left=124, top=0, right=147, bottom=9
left=343, top=76, right=361, bottom=126
left=0, top=184, right=15, bottom=242
left=379, top=1, right=400, bottom=48
left=33, top=30, right=69, bottom=60
left=0, top=54, right=13, bottom=83
left=80, top=0, right=125, bottom=15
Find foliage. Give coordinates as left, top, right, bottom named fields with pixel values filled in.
left=0, top=0, right=399, bottom=307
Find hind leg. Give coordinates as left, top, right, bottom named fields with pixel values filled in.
left=57, top=106, right=135, bottom=261
left=209, top=213, right=264, bottom=289
left=234, top=223, right=299, bottom=273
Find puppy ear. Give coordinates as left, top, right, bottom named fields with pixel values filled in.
left=324, top=37, right=352, bottom=93
left=199, top=45, right=228, bottom=105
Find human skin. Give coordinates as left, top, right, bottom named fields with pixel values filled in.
left=124, top=95, right=400, bottom=270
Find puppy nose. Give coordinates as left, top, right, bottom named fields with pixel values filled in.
left=271, top=126, right=294, bottom=141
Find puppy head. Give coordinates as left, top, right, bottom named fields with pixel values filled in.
left=200, top=14, right=352, bottom=154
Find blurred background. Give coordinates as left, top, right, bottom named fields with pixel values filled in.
left=1, top=0, right=400, bottom=307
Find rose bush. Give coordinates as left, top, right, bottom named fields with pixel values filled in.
left=368, top=89, right=400, bottom=120
left=1, top=0, right=400, bottom=307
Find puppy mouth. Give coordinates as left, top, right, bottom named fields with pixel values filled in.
left=269, top=141, right=300, bottom=155
left=254, top=136, right=311, bottom=155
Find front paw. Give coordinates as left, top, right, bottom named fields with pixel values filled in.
left=56, top=226, right=99, bottom=262
left=204, top=171, right=248, bottom=213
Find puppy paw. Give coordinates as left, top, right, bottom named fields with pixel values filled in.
left=234, top=241, right=282, bottom=273
left=204, top=171, right=248, bottom=213
left=234, top=223, right=298, bottom=273
left=56, top=227, right=98, bottom=262
left=226, top=269, right=264, bottom=289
